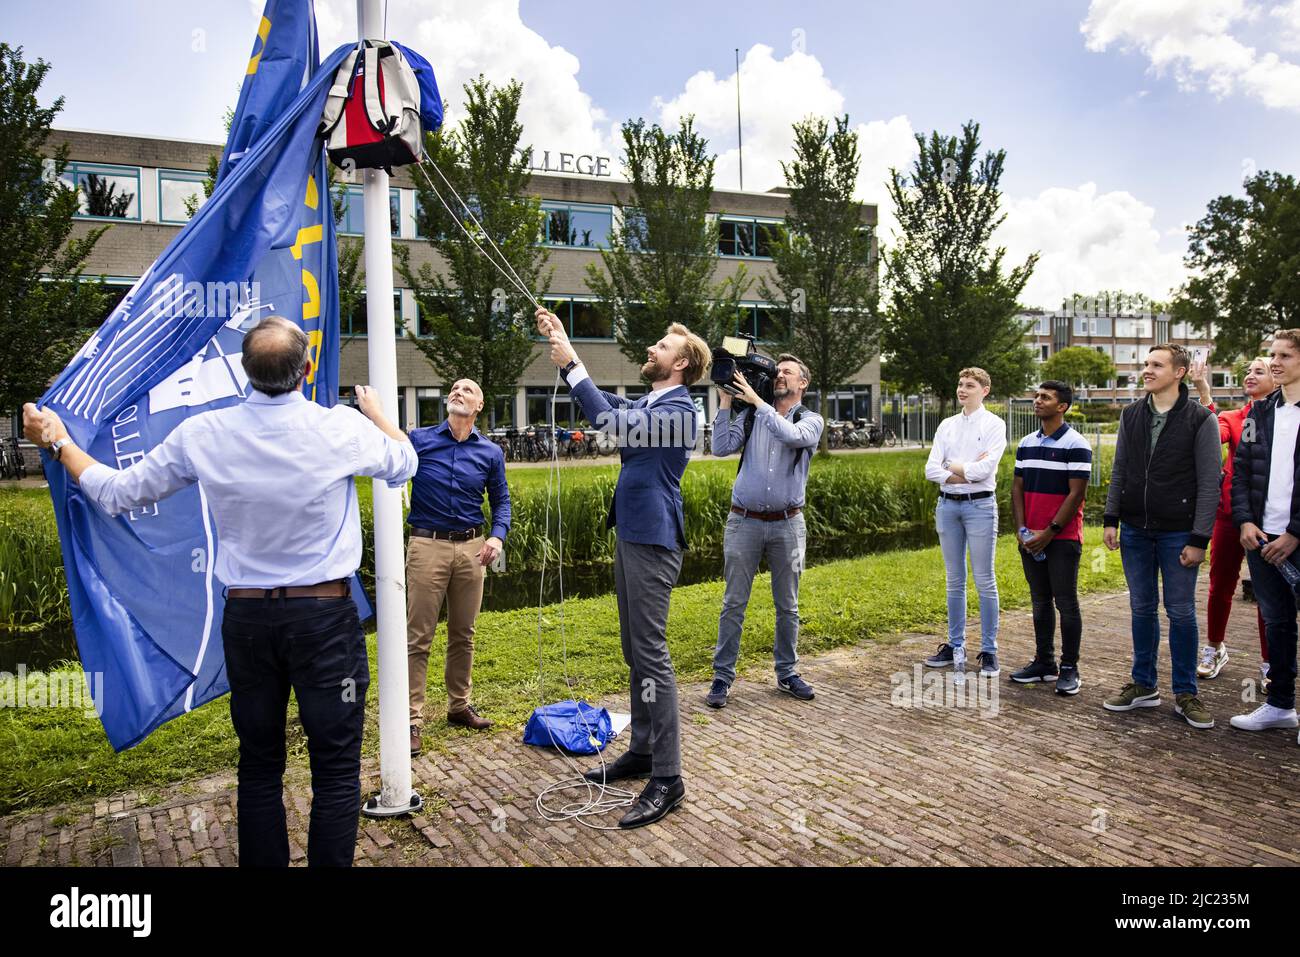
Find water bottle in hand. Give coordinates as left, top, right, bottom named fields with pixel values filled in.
left=1020, top=527, right=1046, bottom=562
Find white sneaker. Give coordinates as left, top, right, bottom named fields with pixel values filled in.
left=952, top=645, right=967, bottom=684
left=1229, top=703, right=1299, bottom=731
left=1196, top=644, right=1228, bottom=679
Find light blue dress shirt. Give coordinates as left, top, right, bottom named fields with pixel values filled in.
left=78, top=390, right=418, bottom=588
left=711, top=403, right=824, bottom=510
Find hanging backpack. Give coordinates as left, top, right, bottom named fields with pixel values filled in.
left=319, top=39, right=424, bottom=171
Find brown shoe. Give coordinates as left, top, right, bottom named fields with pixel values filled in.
left=409, top=724, right=422, bottom=756
left=447, top=704, right=493, bottom=730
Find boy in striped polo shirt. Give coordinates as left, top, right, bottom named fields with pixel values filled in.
left=1010, top=380, right=1093, bottom=694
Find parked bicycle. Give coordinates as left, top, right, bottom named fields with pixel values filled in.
left=0, top=437, right=28, bottom=480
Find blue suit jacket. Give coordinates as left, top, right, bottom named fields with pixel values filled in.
left=568, top=376, right=697, bottom=551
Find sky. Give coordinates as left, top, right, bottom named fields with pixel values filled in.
left=5, top=0, right=1299, bottom=309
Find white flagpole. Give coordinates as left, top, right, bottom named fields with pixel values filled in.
left=357, top=0, right=420, bottom=818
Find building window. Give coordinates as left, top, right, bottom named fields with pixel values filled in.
left=1212, top=371, right=1236, bottom=389
left=157, top=169, right=208, bottom=223
left=1115, top=318, right=1150, bottom=339
left=415, top=388, right=443, bottom=427
left=1093, top=344, right=1112, bottom=359
left=344, top=291, right=403, bottom=338
left=336, top=185, right=399, bottom=236
left=62, top=162, right=140, bottom=220
left=717, top=216, right=782, bottom=258
left=541, top=202, right=613, bottom=248
left=539, top=297, right=613, bottom=340
left=1114, top=344, right=1140, bottom=365
left=811, top=385, right=874, bottom=422
left=1039, top=344, right=1050, bottom=362
left=736, top=303, right=781, bottom=342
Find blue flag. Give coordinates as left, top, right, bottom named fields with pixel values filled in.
left=39, top=18, right=352, bottom=750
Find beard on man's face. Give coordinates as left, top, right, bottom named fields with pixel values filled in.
left=642, top=356, right=669, bottom=382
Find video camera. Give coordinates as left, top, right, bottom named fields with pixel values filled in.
left=710, top=334, right=776, bottom=408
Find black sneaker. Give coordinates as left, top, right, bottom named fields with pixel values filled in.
left=924, top=643, right=955, bottom=668
left=1055, top=665, right=1082, bottom=695
left=706, top=678, right=730, bottom=709
left=777, top=674, right=815, bottom=700
left=976, top=651, right=1000, bottom=677
left=1010, top=659, right=1059, bottom=683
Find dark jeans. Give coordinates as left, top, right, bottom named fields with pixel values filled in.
left=1119, top=525, right=1201, bottom=695
left=221, top=596, right=370, bottom=867
left=1245, top=547, right=1299, bottom=710
left=1019, top=538, right=1083, bottom=666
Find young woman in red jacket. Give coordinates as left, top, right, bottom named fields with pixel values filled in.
left=1198, top=357, right=1274, bottom=687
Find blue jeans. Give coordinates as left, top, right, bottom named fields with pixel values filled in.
left=935, top=496, right=999, bottom=653
left=1245, top=547, right=1298, bottom=710
left=713, top=511, right=807, bottom=684
left=1119, top=525, right=1201, bottom=695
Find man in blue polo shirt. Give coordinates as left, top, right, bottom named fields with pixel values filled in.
left=1009, top=380, right=1092, bottom=695
left=406, top=378, right=511, bottom=756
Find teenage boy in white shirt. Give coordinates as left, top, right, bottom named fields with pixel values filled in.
left=922, top=367, right=1008, bottom=678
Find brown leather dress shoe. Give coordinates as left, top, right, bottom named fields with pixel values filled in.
left=410, top=724, right=422, bottom=756
left=447, top=704, right=493, bottom=730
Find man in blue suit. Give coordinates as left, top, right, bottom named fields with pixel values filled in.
left=536, top=306, right=710, bottom=828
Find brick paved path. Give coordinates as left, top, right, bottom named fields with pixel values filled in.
left=4, top=584, right=1299, bottom=866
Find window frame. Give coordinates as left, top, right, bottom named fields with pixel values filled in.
left=156, top=168, right=208, bottom=225
left=538, top=201, right=615, bottom=249
left=63, top=161, right=142, bottom=222
left=336, top=184, right=400, bottom=237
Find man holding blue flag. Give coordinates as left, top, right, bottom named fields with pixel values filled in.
left=26, top=317, right=417, bottom=867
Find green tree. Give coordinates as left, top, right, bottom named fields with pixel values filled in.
left=1042, top=346, right=1116, bottom=391
left=586, top=117, right=749, bottom=370
left=881, top=121, right=1038, bottom=413
left=0, top=44, right=107, bottom=418
left=758, top=115, right=880, bottom=453
left=398, top=76, right=549, bottom=427
left=1174, top=170, right=1300, bottom=362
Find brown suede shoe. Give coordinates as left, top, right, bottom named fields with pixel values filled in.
left=447, top=704, right=493, bottom=730
left=410, top=724, right=422, bottom=756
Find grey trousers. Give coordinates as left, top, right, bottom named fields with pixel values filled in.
left=713, top=511, right=806, bottom=685
left=613, top=537, right=684, bottom=777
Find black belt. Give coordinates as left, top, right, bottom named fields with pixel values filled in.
left=227, top=579, right=349, bottom=599
left=939, top=490, right=994, bottom=502
left=731, top=505, right=802, bottom=521
left=410, top=526, right=482, bottom=542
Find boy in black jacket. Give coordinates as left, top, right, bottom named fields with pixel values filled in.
left=1101, top=343, right=1221, bottom=728
left=1228, top=329, right=1300, bottom=737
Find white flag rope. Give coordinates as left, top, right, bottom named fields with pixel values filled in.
left=412, top=153, right=635, bottom=827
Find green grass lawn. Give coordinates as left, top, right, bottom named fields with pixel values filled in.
left=0, top=524, right=1128, bottom=816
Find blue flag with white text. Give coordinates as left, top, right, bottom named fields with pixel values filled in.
left=39, top=6, right=350, bottom=750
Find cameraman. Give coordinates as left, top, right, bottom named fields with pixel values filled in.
left=707, top=355, right=824, bottom=707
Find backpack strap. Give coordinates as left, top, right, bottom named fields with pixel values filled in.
left=737, top=403, right=810, bottom=475
left=360, top=43, right=394, bottom=134
left=736, top=406, right=757, bottom=475
left=318, top=46, right=362, bottom=137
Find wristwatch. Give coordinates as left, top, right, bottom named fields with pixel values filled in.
left=1049, top=520, right=1064, bottom=534
left=560, top=358, right=581, bottom=377
left=51, top=437, right=71, bottom=461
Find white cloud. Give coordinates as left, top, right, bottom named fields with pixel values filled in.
left=314, top=0, right=612, bottom=157
left=998, top=183, right=1187, bottom=308
left=650, top=43, right=918, bottom=245
left=1081, top=0, right=1300, bottom=110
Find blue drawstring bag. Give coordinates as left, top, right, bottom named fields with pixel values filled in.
left=523, top=700, right=612, bottom=755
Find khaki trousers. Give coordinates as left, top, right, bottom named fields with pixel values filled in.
left=406, top=535, right=485, bottom=725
